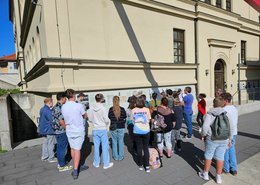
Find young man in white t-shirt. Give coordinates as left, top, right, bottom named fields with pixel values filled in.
left=221, top=92, right=238, bottom=176
left=62, top=89, right=88, bottom=179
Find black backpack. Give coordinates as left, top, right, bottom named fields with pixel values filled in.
left=209, top=111, right=230, bottom=140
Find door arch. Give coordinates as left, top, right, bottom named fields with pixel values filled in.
left=214, top=59, right=225, bottom=95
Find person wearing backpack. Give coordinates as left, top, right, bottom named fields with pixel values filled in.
left=199, top=97, right=231, bottom=184
left=221, top=93, right=238, bottom=176
left=152, top=97, right=174, bottom=158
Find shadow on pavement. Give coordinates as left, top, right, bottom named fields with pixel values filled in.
left=238, top=131, right=260, bottom=140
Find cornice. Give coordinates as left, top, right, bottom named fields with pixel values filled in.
left=24, top=57, right=197, bottom=82
left=207, top=39, right=236, bottom=48
left=120, top=0, right=196, bottom=20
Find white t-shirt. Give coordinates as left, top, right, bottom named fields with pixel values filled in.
left=224, top=105, right=238, bottom=136
left=62, top=101, right=85, bottom=135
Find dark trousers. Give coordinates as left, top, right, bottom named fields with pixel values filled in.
left=196, top=111, right=204, bottom=127
left=127, top=124, right=137, bottom=152
left=134, top=133, right=150, bottom=167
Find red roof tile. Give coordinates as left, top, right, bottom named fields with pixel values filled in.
left=0, top=54, right=16, bottom=61
left=244, top=0, right=260, bottom=13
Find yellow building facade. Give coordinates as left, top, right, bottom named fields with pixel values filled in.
left=9, top=0, right=260, bottom=122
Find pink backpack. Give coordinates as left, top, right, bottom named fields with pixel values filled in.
left=149, top=148, right=161, bottom=169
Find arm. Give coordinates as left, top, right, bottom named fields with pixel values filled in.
left=60, top=119, right=66, bottom=129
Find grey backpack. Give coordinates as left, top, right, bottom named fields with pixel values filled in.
left=210, top=111, right=230, bottom=140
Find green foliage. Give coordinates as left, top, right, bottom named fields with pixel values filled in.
left=0, top=88, right=20, bottom=96
left=0, top=148, right=8, bottom=153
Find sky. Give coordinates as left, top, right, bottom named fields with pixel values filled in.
left=0, top=0, right=15, bottom=57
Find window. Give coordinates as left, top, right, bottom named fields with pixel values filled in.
left=205, top=0, right=211, bottom=4
left=226, top=0, right=231, bottom=11
left=13, top=62, right=17, bottom=69
left=241, top=41, right=246, bottom=64
left=173, top=29, right=185, bottom=63
left=216, top=0, right=222, bottom=8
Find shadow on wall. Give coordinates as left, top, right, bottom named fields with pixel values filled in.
left=9, top=95, right=39, bottom=145
left=113, top=1, right=159, bottom=93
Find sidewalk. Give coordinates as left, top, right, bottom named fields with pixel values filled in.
left=0, top=110, right=260, bottom=185
left=204, top=152, right=260, bottom=185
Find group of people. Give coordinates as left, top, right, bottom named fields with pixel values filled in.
left=39, top=86, right=238, bottom=184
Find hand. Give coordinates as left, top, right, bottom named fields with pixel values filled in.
left=228, top=140, right=232, bottom=148
left=201, top=137, right=204, bottom=141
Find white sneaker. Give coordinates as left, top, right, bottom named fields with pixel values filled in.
left=145, top=167, right=150, bottom=173
left=216, top=175, right=222, bottom=184
left=93, top=163, right=100, bottom=168
left=103, top=162, right=114, bottom=170
left=48, top=158, right=57, bottom=163
left=198, top=171, right=209, bottom=181
left=139, top=166, right=144, bottom=171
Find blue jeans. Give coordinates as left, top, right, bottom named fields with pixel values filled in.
left=92, top=129, right=110, bottom=167
left=224, top=135, right=237, bottom=172
left=110, top=128, right=125, bottom=160
left=55, top=133, right=68, bottom=167
left=41, top=135, right=56, bottom=161
left=183, top=111, right=193, bottom=137
left=157, top=131, right=172, bottom=150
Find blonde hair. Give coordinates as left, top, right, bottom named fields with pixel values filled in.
left=44, top=97, right=52, bottom=104
left=113, top=96, right=121, bottom=120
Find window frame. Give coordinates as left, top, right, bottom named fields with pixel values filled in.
left=216, top=0, right=222, bottom=8
left=226, top=0, right=231, bottom=11
left=241, top=41, right=246, bottom=64
left=173, top=29, right=185, bottom=64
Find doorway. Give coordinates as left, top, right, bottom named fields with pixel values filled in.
left=214, top=59, right=225, bottom=95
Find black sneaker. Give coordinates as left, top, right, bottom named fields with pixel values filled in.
left=230, top=170, right=237, bottom=176
left=79, top=165, right=89, bottom=172
left=71, top=171, right=78, bottom=180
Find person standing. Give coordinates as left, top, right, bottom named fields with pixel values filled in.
left=39, top=97, right=56, bottom=163
left=126, top=96, right=137, bottom=154
left=183, top=86, right=194, bottom=139
left=199, top=97, right=231, bottom=184
left=132, top=97, right=151, bottom=173
left=221, top=93, right=238, bottom=176
left=62, top=89, right=88, bottom=180
left=87, top=94, right=113, bottom=169
left=108, top=96, right=127, bottom=161
left=197, top=93, right=207, bottom=133
left=149, top=92, right=161, bottom=114
left=152, top=97, right=174, bottom=158
left=172, top=98, right=183, bottom=152
left=52, top=92, right=72, bottom=172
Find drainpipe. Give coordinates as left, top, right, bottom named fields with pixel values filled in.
left=194, top=0, right=199, bottom=97
left=17, top=1, right=27, bottom=86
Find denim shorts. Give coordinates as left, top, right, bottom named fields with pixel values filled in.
left=204, top=139, right=228, bottom=161
left=67, top=132, right=85, bottom=150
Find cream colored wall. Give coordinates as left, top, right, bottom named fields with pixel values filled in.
left=235, top=0, right=260, bottom=23
left=197, top=20, right=238, bottom=96
left=239, top=32, right=260, bottom=61
left=41, top=0, right=195, bottom=63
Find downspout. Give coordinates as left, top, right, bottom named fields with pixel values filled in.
left=194, top=0, right=199, bottom=97
left=17, top=1, right=27, bottom=85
